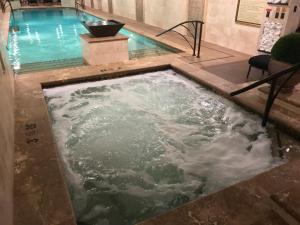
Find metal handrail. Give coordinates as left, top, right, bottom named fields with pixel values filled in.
left=231, top=63, right=300, bottom=126
left=75, top=0, right=85, bottom=12
left=156, top=20, right=204, bottom=58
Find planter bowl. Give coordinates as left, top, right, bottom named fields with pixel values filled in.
left=81, top=20, right=125, bottom=37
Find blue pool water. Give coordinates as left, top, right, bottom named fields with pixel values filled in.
left=8, top=8, right=179, bottom=73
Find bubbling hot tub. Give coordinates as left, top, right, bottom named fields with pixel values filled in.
left=44, top=69, right=285, bottom=225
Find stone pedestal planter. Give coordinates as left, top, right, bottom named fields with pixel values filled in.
left=80, top=33, right=129, bottom=65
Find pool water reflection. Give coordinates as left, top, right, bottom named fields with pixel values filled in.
left=8, top=8, right=179, bottom=73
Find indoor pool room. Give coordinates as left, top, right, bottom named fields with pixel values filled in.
left=1, top=1, right=300, bottom=225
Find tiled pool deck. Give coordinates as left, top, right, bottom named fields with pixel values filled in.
left=3, top=6, right=300, bottom=225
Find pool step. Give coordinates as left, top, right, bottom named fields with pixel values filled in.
left=15, top=58, right=84, bottom=75
left=258, top=86, right=300, bottom=116
left=129, top=48, right=172, bottom=59
left=15, top=48, right=174, bottom=74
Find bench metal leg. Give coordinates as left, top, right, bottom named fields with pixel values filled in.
left=246, top=65, right=252, bottom=79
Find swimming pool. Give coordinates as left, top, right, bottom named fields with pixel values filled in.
left=44, top=69, right=289, bottom=225
left=8, top=8, right=179, bottom=74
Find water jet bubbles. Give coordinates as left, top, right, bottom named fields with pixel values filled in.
left=44, top=70, right=284, bottom=225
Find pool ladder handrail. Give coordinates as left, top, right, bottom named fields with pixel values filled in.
left=75, top=0, right=85, bottom=12
left=156, top=20, right=204, bottom=58
left=230, top=62, right=300, bottom=127
left=0, top=0, right=14, bottom=18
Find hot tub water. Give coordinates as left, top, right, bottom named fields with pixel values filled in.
left=44, top=70, right=284, bottom=225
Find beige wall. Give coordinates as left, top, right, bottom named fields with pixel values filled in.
left=112, top=0, right=136, bottom=20
left=93, top=0, right=101, bottom=10
left=144, top=0, right=189, bottom=32
left=0, top=30, right=14, bottom=225
left=61, top=0, right=75, bottom=7
left=203, top=0, right=260, bottom=55
left=101, top=0, right=109, bottom=12
left=97, top=0, right=190, bottom=33
left=85, top=0, right=92, bottom=8
left=97, top=0, right=202, bottom=35
left=188, top=0, right=204, bottom=20
left=96, top=0, right=261, bottom=55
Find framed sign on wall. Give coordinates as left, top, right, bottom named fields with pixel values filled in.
left=235, top=0, right=266, bottom=26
